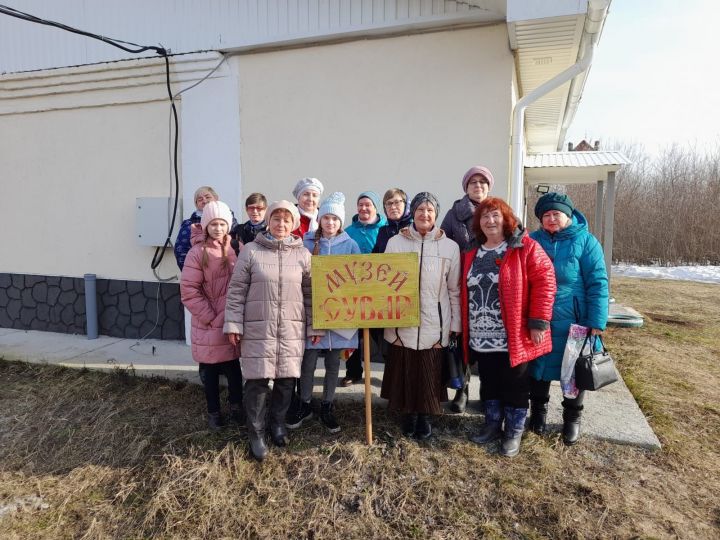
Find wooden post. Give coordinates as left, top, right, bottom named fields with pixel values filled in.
left=363, top=327, right=372, bottom=445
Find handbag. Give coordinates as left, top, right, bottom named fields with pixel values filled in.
left=574, top=334, right=618, bottom=391
left=434, top=258, right=464, bottom=390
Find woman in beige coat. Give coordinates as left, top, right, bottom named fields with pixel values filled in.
left=380, top=192, right=461, bottom=440
left=225, top=200, right=320, bottom=461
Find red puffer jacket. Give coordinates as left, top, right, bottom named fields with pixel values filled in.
left=461, top=229, right=556, bottom=367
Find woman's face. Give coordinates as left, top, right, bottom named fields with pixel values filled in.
left=541, top=210, right=571, bottom=234
left=246, top=202, right=266, bottom=224
left=480, top=208, right=504, bottom=239
left=298, top=190, right=320, bottom=213
left=413, top=202, right=436, bottom=233
left=268, top=210, right=294, bottom=239
left=206, top=219, right=229, bottom=240
left=357, top=197, right=378, bottom=223
left=195, top=190, right=217, bottom=211
left=465, top=175, right=490, bottom=203
left=384, top=195, right=405, bottom=221
left=320, top=214, right=341, bottom=237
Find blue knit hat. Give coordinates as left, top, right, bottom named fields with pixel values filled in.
left=357, top=191, right=381, bottom=211
left=318, top=192, right=346, bottom=227
left=535, top=192, right=574, bottom=219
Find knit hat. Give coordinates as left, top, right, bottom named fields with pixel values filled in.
left=462, top=165, right=495, bottom=192
left=357, top=191, right=381, bottom=211
left=318, top=192, right=346, bottom=227
left=266, top=200, right=301, bottom=231
left=200, top=200, right=233, bottom=232
left=409, top=192, right=440, bottom=217
left=292, top=177, right=324, bottom=200
left=534, top=192, right=574, bottom=219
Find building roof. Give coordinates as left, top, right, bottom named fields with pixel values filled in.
left=524, top=150, right=631, bottom=184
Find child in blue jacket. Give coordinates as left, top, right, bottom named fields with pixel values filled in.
left=286, top=192, right=360, bottom=433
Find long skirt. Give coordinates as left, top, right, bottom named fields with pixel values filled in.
left=380, top=344, right=447, bottom=415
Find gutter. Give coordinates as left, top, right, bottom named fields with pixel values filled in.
left=508, top=0, right=611, bottom=217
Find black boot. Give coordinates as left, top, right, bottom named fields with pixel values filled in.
left=207, top=411, right=225, bottom=431
left=562, top=403, right=583, bottom=445
left=415, top=414, right=432, bottom=440
left=229, top=402, right=245, bottom=425
left=269, top=378, right=294, bottom=447
left=527, top=398, right=549, bottom=435
left=401, top=413, right=417, bottom=438
left=470, top=400, right=502, bottom=444
left=450, top=384, right=469, bottom=413
left=244, top=381, right=269, bottom=461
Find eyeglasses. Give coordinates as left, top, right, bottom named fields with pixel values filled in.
left=467, top=179, right=488, bottom=187
left=384, top=199, right=404, bottom=208
left=247, top=205, right=266, bottom=212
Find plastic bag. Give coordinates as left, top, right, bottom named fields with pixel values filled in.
left=560, top=324, right=591, bottom=399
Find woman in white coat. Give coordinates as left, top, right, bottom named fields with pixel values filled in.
left=380, top=192, right=461, bottom=439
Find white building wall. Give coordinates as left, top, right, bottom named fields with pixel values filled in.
left=234, top=24, right=513, bottom=218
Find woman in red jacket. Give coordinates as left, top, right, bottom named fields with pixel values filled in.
left=461, top=197, right=556, bottom=457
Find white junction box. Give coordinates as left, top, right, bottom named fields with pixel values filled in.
left=135, top=197, right=177, bottom=246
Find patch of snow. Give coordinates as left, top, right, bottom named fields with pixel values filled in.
left=0, top=495, right=49, bottom=518
left=612, top=264, right=720, bottom=284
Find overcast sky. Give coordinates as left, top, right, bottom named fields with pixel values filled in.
left=565, top=0, right=720, bottom=155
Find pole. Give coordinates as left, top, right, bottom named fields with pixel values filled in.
left=363, top=327, right=372, bottom=445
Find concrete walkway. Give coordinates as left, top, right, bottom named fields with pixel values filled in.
left=0, top=328, right=661, bottom=450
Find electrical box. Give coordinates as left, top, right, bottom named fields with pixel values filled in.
left=135, top=197, right=176, bottom=246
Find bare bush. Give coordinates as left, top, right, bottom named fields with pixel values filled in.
left=527, top=142, right=720, bottom=265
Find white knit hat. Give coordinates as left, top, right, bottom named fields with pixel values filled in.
left=317, top=192, right=346, bottom=227
left=266, top=200, right=301, bottom=231
left=200, top=200, right=233, bottom=231
left=292, top=177, right=324, bottom=199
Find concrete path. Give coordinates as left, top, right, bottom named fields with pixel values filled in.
left=0, top=328, right=661, bottom=450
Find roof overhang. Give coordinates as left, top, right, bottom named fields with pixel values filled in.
left=508, top=0, right=611, bottom=153
left=524, top=150, right=631, bottom=184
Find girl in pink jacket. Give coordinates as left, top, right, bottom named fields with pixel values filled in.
left=180, top=200, right=243, bottom=431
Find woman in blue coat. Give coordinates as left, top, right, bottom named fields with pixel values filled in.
left=529, top=193, right=608, bottom=445
left=286, top=192, right=361, bottom=434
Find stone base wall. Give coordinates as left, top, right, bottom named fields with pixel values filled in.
left=0, top=273, right=184, bottom=340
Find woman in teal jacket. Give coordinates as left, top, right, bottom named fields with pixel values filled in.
left=528, top=193, right=609, bottom=445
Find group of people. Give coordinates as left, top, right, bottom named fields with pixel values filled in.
left=176, top=167, right=609, bottom=462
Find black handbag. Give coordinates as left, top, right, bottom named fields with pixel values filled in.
left=436, top=258, right=464, bottom=390
left=574, top=334, right=618, bottom=391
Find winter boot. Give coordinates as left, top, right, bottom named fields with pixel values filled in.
left=527, top=398, right=549, bottom=435
left=244, top=382, right=269, bottom=462
left=285, top=400, right=313, bottom=429
left=470, top=400, right=503, bottom=444
left=415, top=414, right=432, bottom=440
left=269, top=378, right=294, bottom=446
left=562, top=403, right=583, bottom=445
left=207, top=411, right=225, bottom=431
left=319, top=402, right=341, bottom=434
left=501, top=407, right=528, bottom=457
left=401, top=413, right=417, bottom=438
left=229, top=402, right=245, bottom=425
left=450, top=383, right=469, bottom=413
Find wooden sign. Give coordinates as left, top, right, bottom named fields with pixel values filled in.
left=311, top=253, right=420, bottom=329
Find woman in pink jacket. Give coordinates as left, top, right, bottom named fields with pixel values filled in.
left=180, top=201, right=243, bottom=431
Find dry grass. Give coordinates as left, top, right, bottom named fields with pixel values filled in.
left=1, top=277, right=719, bottom=539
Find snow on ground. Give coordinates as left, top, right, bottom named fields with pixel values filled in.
left=612, top=264, right=720, bottom=284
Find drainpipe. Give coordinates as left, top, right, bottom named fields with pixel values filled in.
left=84, top=273, right=98, bottom=340
left=509, top=0, right=610, bottom=217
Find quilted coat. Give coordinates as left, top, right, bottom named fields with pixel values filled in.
left=346, top=214, right=388, bottom=254
left=460, top=229, right=557, bottom=367
left=440, top=195, right=477, bottom=252
left=180, top=235, right=240, bottom=364
left=383, top=226, right=461, bottom=350
left=529, top=210, right=609, bottom=381
left=223, top=233, right=320, bottom=379
left=303, top=230, right=361, bottom=350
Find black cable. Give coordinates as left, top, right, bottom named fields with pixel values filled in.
left=0, top=3, right=180, bottom=270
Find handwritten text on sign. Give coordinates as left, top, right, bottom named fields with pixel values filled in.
left=311, top=253, right=420, bottom=329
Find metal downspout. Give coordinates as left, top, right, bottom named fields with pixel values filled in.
left=508, top=0, right=611, bottom=217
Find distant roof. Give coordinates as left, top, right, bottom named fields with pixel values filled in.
left=524, top=151, right=631, bottom=184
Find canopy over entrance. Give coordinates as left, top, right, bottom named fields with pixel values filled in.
left=524, top=150, right=631, bottom=283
